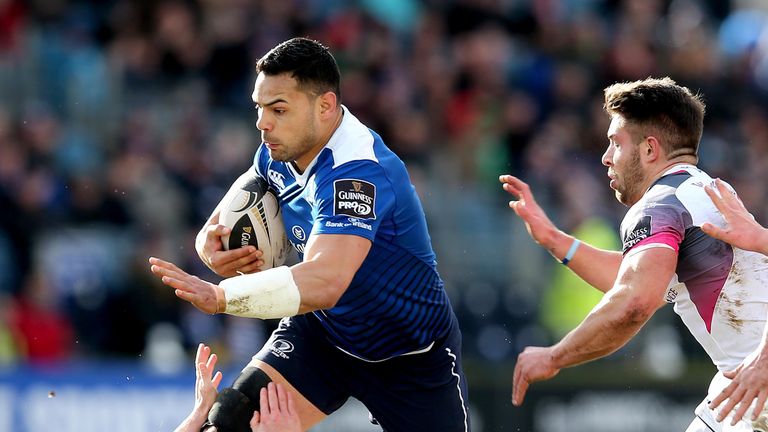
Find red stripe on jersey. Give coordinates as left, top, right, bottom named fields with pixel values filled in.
left=629, top=232, right=682, bottom=253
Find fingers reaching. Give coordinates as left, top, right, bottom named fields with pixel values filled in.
left=753, top=392, right=768, bottom=421
left=276, top=383, right=291, bottom=416
left=710, top=362, right=768, bottom=426
left=249, top=382, right=302, bottom=431
left=149, top=257, right=192, bottom=284
left=729, top=389, right=757, bottom=425
left=511, top=363, right=528, bottom=406
left=260, top=386, right=270, bottom=416
left=195, top=343, right=207, bottom=367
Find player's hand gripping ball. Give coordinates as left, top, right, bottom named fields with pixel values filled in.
left=219, top=174, right=290, bottom=270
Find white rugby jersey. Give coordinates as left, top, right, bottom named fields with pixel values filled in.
left=621, top=164, right=768, bottom=372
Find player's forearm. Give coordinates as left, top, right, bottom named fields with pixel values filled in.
left=217, top=266, right=301, bottom=318
left=174, top=411, right=208, bottom=432
left=550, top=287, right=654, bottom=368
left=546, top=231, right=622, bottom=293
left=756, top=227, right=768, bottom=256
left=214, top=262, right=338, bottom=318
left=291, top=259, right=351, bottom=312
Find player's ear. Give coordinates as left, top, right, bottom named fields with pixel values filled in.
left=317, top=91, right=338, bottom=119
left=644, top=135, right=663, bottom=162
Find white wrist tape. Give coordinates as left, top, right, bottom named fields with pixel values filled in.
left=219, top=266, right=301, bottom=319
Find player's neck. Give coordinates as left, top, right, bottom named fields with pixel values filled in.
left=292, top=109, right=344, bottom=174
left=634, top=156, right=698, bottom=203
left=648, top=156, right=697, bottom=183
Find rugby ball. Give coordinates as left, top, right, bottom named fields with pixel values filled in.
left=220, top=175, right=290, bottom=270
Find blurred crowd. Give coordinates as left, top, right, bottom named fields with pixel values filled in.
left=1, top=0, right=768, bottom=372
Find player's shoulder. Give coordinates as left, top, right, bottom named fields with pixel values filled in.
left=643, top=164, right=709, bottom=206
left=311, top=109, right=402, bottom=185
left=639, top=164, right=725, bottom=227
left=324, top=107, right=381, bottom=169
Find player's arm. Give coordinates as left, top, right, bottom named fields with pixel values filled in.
left=500, top=175, right=622, bottom=292
left=290, top=233, right=370, bottom=312
left=150, top=233, right=370, bottom=317
left=196, top=170, right=264, bottom=277
left=174, top=344, right=223, bottom=432
left=701, top=178, right=768, bottom=255
left=216, top=233, right=370, bottom=315
left=512, top=246, right=675, bottom=405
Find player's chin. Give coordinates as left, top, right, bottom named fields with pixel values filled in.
left=615, top=191, right=633, bottom=206
left=268, top=148, right=290, bottom=162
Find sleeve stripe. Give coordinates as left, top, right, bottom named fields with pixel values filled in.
left=625, top=232, right=680, bottom=257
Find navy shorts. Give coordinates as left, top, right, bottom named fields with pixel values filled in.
left=253, top=313, right=471, bottom=432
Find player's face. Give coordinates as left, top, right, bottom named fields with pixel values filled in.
left=252, top=72, right=322, bottom=169
left=602, top=115, right=647, bottom=206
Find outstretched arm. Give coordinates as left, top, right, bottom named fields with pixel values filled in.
left=149, top=233, right=371, bottom=317
left=511, top=246, right=674, bottom=405
left=174, top=344, right=224, bottom=432
left=500, top=175, right=622, bottom=293
left=701, top=178, right=768, bottom=255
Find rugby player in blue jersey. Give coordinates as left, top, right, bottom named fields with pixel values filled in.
left=150, top=37, right=470, bottom=432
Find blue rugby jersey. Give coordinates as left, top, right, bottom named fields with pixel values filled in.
left=253, top=107, right=454, bottom=361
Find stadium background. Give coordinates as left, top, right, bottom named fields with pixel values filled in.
left=0, top=0, right=767, bottom=430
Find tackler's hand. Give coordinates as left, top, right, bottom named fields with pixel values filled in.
left=250, top=382, right=302, bottom=432
left=709, top=352, right=768, bottom=426
left=701, top=179, right=768, bottom=255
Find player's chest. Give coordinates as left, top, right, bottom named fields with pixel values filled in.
left=276, top=182, right=315, bottom=255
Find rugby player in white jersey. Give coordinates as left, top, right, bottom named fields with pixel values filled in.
left=501, top=77, right=768, bottom=431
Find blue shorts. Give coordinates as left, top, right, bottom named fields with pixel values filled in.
left=254, top=313, right=471, bottom=432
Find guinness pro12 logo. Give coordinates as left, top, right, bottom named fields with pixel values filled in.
left=333, top=179, right=376, bottom=219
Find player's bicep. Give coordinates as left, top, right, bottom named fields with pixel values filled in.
left=612, top=246, right=678, bottom=313
left=304, top=233, right=371, bottom=276
left=292, top=233, right=371, bottom=309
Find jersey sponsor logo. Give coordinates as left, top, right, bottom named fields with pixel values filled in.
left=268, top=339, right=294, bottom=359
left=665, top=287, right=678, bottom=303
left=333, top=179, right=376, bottom=219
left=325, top=221, right=349, bottom=228
left=291, top=241, right=305, bottom=254
left=623, top=215, right=652, bottom=252
left=348, top=217, right=372, bottom=231
left=291, top=225, right=306, bottom=241
left=268, top=169, right=286, bottom=191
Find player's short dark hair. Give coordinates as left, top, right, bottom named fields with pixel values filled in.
left=256, top=37, right=341, bottom=102
left=604, top=77, right=705, bottom=159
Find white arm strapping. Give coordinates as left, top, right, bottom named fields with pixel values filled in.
left=219, top=266, right=300, bottom=319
